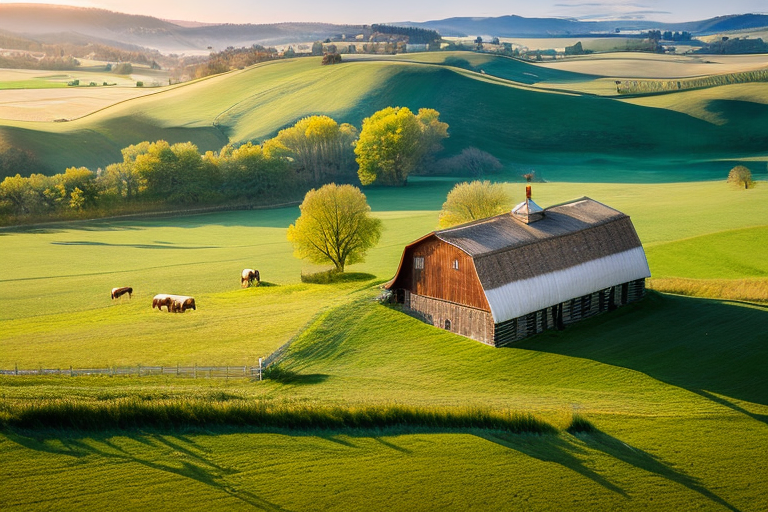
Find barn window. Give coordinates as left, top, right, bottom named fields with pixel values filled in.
left=444, top=319, right=452, bottom=330
left=452, top=259, right=459, bottom=270
left=414, top=256, right=424, bottom=270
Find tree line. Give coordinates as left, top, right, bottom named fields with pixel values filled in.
left=0, top=107, right=449, bottom=223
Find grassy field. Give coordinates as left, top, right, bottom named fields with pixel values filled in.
left=1, top=177, right=767, bottom=509
left=2, top=53, right=768, bottom=180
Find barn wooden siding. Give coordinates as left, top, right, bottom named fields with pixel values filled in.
left=392, top=236, right=490, bottom=311
left=406, top=291, right=495, bottom=344
left=492, top=278, right=646, bottom=346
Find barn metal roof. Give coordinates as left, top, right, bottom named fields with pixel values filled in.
left=435, top=197, right=626, bottom=257
left=390, top=197, right=651, bottom=323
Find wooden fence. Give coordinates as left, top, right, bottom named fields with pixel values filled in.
left=0, top=364, right=264, bottom=380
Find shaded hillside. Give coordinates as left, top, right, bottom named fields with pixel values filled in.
left=2, top=56, right=767, bottom=180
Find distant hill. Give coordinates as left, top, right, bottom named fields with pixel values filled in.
left=402, top=13, right=768, bottom=37
left=0, top=4, right=362, bottom=53
left=2, top=4, right=767, bottom=54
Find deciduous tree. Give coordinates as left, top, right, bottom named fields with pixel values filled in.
left=355, top=107, right=448, bottom=186
left=727, top=165, right=755, bottom=189
left=438, top=180, right=512, bottom=228
left=272, top=115, right=358, bottom=184
left=287, top=183, right=381, bottom=272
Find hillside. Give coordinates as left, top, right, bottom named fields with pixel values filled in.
left=2, top=54, right=768, bottom=181
left=405, top=13, right=768, bottom=37
left=0, top=4, right=360, bottom=53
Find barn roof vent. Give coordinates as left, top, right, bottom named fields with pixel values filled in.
left=512, top=185, right=544, bottom=224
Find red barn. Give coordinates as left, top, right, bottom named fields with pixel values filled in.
left=385, top=196, right=650, bottom=346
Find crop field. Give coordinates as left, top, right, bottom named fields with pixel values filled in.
left=2, top=52, right=768, bottom=180
left=1, top=178, right=767, bottom=510
left=537, top=52, right=768, bottom=78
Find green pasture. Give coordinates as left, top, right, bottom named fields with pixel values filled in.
left=0, top=80, right=66, bottom=90
left=646, top=225, right=768, bottom=279
left=1, top=292, right=766, bottom=510
left=1, top=178, right=767, bottom=509
left=2, top=180, right=767, bottom=367
left=2, top=53, right=768, bottom=180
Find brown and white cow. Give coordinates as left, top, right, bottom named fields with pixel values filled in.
left=241, top=269, right=260, bottom=288
left=170, top=295, right=196, bottom=312
left=111, top=287, right=133, bottom=300
left=152, top=294, right=174, bottom=311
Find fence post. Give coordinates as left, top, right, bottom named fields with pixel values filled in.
left=161, top=366, right=164, bottom=377
left=194, top=363, right=197, bottom=379
left=258, top=358, right=263, bottom=381
left=226, top=366, right=229, bottom=382
left=70, top=365, right=73, bottom=377
left=138, top=363, right=141, bottom=377
left=14, top=363, right=18, bottom=376
left=177, top=363, right=179, bottom=377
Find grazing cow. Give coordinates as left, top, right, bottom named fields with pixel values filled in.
left=241, top=268, right=261, bottom=288
left=111, top=287, right=133, bottom=300
left=152, top=294, right=173, bottom=311
left=169, top=295, right=196, bottom=312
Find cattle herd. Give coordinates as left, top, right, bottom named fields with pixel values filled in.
left=110, top=269, right=260, bottom=313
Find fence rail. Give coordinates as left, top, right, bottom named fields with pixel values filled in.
left=0, top=364, right=264, bottom=379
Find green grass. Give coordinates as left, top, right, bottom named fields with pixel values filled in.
left=2, top=180, right=767, bottom=367
left=2, top=54, right=768, bottom=180
left=646, top=225, right=768, bottom=279
left=1, top=292, right=766, bottom=510
left=1, top=178, right=767, bottom=510
left=0, top=80, right=67, bottom=90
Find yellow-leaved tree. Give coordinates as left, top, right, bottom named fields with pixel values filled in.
left=438, top=180, right=512, bottom=228
left=287, top=183, right=382, bottom=272
left=355, top=107, right=448, bottom=186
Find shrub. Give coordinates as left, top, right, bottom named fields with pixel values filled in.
left=567, top=413, right=597, bottom=434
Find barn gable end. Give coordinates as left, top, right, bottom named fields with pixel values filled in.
left=386, top=197, right=651, bottom=346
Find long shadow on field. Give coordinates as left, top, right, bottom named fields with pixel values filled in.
left=3, top=431, right=287, bottom=511
left=691, top=389, right=768, bottom=426
left=513, top=292, right=768, bottom=407
left=479, top=432, right=628, bottom=497
left=482, top=430, right=741, bottom=511
left=51, top=241, right=220, bottom=249
left=577, top=429, right=741, bottom=512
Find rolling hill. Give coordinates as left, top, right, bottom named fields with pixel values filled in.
left=406, top=13, right=768, bottom=37
left=0, top=4, right=361, bottom=53
left=2, top=53, right=768, bottom=181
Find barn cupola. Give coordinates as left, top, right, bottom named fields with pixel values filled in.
left=512, top=185, right=544, bottom=224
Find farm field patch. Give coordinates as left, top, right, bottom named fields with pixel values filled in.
left=536, top=52, right=768, bottom=78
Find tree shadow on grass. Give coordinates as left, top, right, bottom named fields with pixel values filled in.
left=3, top=430, right=288, bottom=511
left=479, top=432, right=628, bottom=497
left=513, top=292, right=768, bottom=407
left=577, top=428, right=742, bottom=512
left=481, top=429, right=741, bottom=511
left=3, top=424, right=743, bottom=511
left=50, top=241, right=220, bottom=249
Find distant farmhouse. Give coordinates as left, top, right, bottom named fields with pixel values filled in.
left=385, top=191, right=651, bottom=346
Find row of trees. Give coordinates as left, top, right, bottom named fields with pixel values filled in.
left=0, top=107, right=450, bottom=221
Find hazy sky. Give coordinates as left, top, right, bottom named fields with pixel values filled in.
left=3, top=0, right=767, bottom=24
